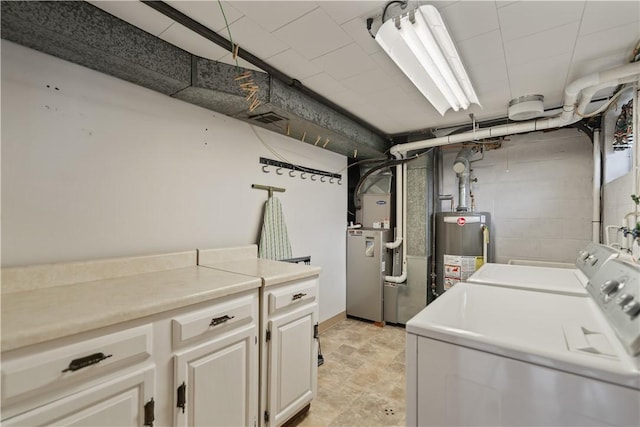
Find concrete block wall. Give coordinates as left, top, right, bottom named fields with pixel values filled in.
left=603, top=172, right=637, bottom=248
left=441, top=128, right=593, bottom=264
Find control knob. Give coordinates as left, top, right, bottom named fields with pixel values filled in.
left=600, top=279, right=624, bottom=297
left=616, top=293, right=634, bottom=307
left=623, top=301, right=640, bottom=320
left=578, top=250, right=590, bottom=262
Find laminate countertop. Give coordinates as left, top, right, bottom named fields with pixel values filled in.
left=198, top=257, right=321, bottom=287
left=1, top=254, right=261, bottom=352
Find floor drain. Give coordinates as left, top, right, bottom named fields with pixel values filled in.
left=384, top=408, right=395, bottom=416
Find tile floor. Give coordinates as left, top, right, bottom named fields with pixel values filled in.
left=294, top=317, right=407, bottom=427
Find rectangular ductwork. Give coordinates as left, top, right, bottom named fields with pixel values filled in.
left=1, top=1, right=389, bottom=159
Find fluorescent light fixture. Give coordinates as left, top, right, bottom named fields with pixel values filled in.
left=375, top=5, right=480, bottom=115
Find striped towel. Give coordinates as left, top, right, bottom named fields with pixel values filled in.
left=258, top=196, right=292, bottom=260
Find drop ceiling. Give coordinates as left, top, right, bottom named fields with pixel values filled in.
left=89, top=1, right=640, bottom=135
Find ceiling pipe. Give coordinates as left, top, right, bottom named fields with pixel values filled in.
left=141, top=1, right=387, bottom=140
left=390, top=62, right=640, bottom=157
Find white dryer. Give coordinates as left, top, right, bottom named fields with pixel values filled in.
left=406, top=258, right=640, bottom=426
left=466, top=242, right=621, bottom=295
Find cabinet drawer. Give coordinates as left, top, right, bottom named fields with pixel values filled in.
left=1, top=324, right=152, bottom=402
left=266, top=278, right=318, bottom=315
left=172, top=293, right=257, bottom=348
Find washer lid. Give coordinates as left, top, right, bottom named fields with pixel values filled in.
left=406, top=283, right=639, bottom=389
left=467, top=263, right=588, bottom=296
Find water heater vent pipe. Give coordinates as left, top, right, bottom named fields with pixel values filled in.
left=453, top=147, right=474, bottom=211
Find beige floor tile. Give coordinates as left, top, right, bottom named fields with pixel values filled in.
left=291, top=318, right=406, bottom=427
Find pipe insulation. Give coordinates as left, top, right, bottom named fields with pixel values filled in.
left=390, top=62, right=640, bottom=156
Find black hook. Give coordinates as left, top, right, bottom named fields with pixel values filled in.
left=289, top=170, right=296, bottom=177
left=320, top=176, right=326, bottom=183
left=311, top=174, right=317, bottom=181
left=301, top=172, right=307, bottom=180
left=276, top=168, right=283, bottom=175
left=262, top=165, right=270, bottom=173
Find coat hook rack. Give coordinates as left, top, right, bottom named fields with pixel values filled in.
left=252, top=184, right=285, bottom=198
left=259, top=157, right=342, bottom=184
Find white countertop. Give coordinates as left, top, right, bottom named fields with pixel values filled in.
left=199, top=258, right=321, bottom=286
left=198, top=245, right=321, bottom=286
left=1, top=253, right=261, bottom=352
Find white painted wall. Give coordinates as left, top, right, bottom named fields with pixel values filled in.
left=441, top=128, right=593, bottom=264
left=0, top=41, right=347, bottom=322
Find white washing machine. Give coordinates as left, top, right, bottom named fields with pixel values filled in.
left=466, top=243, right=621, bottom=296
left=406, top=258, right=640, bottom=426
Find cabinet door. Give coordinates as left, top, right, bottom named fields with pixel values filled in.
left=267, top=303, right=318, bottom=427
left=174, top=323, right=258, bottom=427
left=3, top=366, right=154, bottom=427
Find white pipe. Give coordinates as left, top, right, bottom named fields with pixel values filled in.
left=577, top=76, right=639, bottom=114
left=390, top=62, right=640, bottom=156
left=592, top=128, right=602, bottom=243
left=386, top=161, right=408, bottom=283
left=634, top=84, right=639, bottom=226
left=386, top=160, right=403, bottom=250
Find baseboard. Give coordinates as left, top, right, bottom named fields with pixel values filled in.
left=319, top=311, right=346, bottom=333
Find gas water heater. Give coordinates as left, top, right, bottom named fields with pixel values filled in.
left=434, top=212, right=491, bottom=294
left=434, top=147, right=491, bottom=297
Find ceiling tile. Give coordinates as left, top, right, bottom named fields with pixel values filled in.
left=456, top=30, right=505, bottom=67
left=226, top=16, right=289, bottom=59
left=311, top=43, right=377, bottom=81
left=264, top=49, right=320, bottom=80
left=327, top=89, right=367, bottom=109
left=466, top=60, right=510, bottom=94
left=272, top=8, right=352, bottom=60
left=504, top=21, right=580, bottom=67
left=498, top=1, right=585, bottom=41
left=508, top=54, right=573, bottom=105
left=368, top=51, right=417, bottom=94
left=165, top=1, right=244, bottom=32
left=88, top=1, right=173, bottom=36
left=572, top=21, right=640, bottom=64
left=158, top=22, right=228, bottom=60
left=566, top=51, right=629, bottom=84
left=341, top=16, right=382, bottom=55
left=579, top=1, right=640, bottom=36
left=341, top=68, right=400, bottom=94
left=229, top=1, right=318, bottom=32
left=439, top=1, right=499, bottom=42
left=319, top=1, right=384, bottom=25
left=302, top=72, right=348, bottom=97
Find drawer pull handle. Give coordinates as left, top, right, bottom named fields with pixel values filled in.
left=177, top=381, right=186, bottom=413
left=210, top=314, right=235, bottom=327
left=292, top=293, right=307, bottom=301
left=62, top=352, right=112, bottom=372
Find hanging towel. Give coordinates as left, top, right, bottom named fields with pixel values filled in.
left=259, top=196, right=292, bottom=260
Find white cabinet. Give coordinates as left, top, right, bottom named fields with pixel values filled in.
left=261, top=277, right=319, bottom=427
left=3, top=366, right=155, bottom=427
left=172, top=294, right=259, bottom=427
left=2, top=290, right=260, bottom=427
